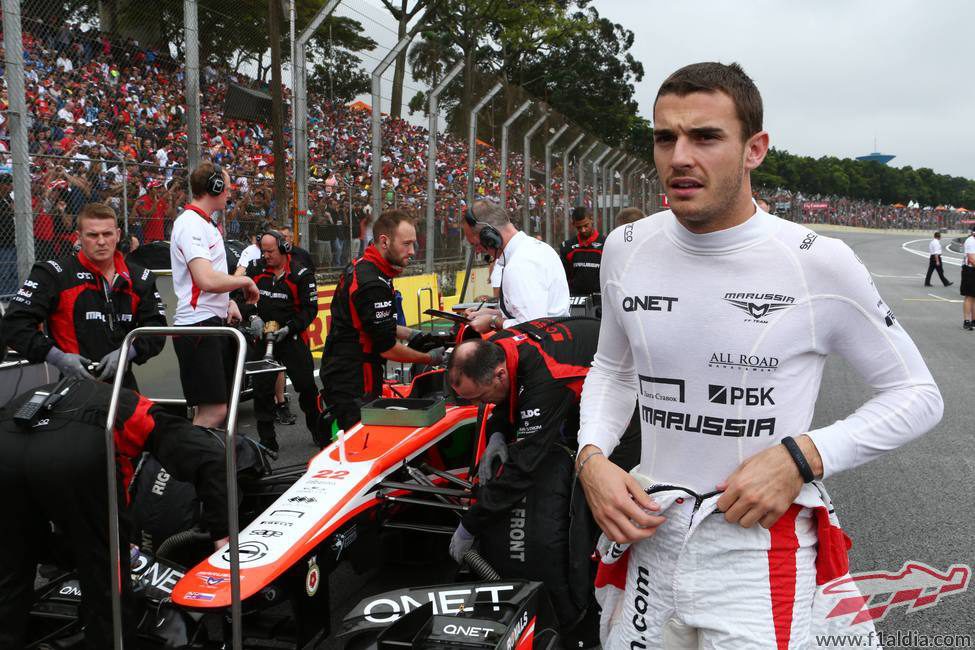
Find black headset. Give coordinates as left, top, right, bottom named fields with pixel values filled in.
left=264, top=229, right=292, bottom=255
left=205, top=164, right=226, bottom=196
left=464, top=206, right=503, bottom=252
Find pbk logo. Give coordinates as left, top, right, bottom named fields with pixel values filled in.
left=708, top=384, right=774, bottom=406
left=823, top=561, right=970, bottom=624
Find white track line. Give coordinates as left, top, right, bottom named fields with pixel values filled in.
left=872, top=272, right=924, bottom=279
left=901, top=239, right=963, bottom=266
left=927, top=293, right=963, bottom=303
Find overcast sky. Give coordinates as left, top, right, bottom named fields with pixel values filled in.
left=345, top=0, right=972, bottom=180
left=594, top=0, right=973, bottom=180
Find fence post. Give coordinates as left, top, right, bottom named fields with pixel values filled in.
left=578, top=141, right=600, bottom=212
left=425, top=60, right=464, bottom=273
left=467, top=82, right=503, bottom=206
left=591, top=147, right=610, bottom=230
left=607, top=152, right=625, bottom=230
left=499, top=99, right=532, bottom=212
left=184, top=0, right=201, bottom=173
left=295, top=0, right=342, bottom=248
left=3, top=0, right=34, bottom=288
left=544, top=124, right=569, bottom=245
left=522, top=109, right=548, bottom=236
left=562, top=134, right=585, bottom=241
left=121, top=158, right=129, bottom=235
left=371, top=27, right=420, bottom=221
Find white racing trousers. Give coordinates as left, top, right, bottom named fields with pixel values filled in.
left=595, top=469, right=881, bottom=649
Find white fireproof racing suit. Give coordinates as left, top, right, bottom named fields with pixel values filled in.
left=578, top=208, right=943, bottom=649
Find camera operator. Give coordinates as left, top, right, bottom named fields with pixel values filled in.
left=238, top=231, right=320, bottom=451
left=3, top=202, right=166, bottom=389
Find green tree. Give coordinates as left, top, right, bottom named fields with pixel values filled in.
left=378, top=0, right=430, bottom=120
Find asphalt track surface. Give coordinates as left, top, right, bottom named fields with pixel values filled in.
left=127, top=225, right=975, bottom=647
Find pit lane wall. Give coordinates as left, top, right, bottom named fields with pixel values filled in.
left=306, top=265, right=493, bottom=359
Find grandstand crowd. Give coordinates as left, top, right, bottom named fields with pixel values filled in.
left=5, top=19, right=582, bottom=269
left=0, top=19, right=970, bottom=285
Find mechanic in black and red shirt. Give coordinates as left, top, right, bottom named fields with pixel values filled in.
left=445, top=317, right=639, bottom=647
left=558, top=206, right=605, bottom=297
left=237, top=230, right=320, bottom=451
left=0, top=376, right=229, bottom=650
left=319, top=209, right=445, bottom=432
left=3, top=202, right=166, bottom=389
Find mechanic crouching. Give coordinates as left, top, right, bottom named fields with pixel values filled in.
left=237, top=230, right=321, bottom=452
left=0, top=374, right=229, bottom=650
left=445, top=317, right=639, bottom=648
left=319, top=209, right=445, bottom=434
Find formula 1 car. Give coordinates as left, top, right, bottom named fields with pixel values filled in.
left=28, top=364, right=492, bottom=649
left=336, top=579, right=560, bottom=649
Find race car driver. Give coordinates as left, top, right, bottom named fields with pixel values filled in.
left=575, top=62, right=943, bottom=648
left=320, top=209, right=445, bottom=432
left=0, top=376, right=229, bottom=650
left=3, top=202, right=166, bottom=389
left=446, top=317, right=639, bottom=647
left=238, top=231, right=320, bottom=451
left=559, top=206, right=605, bottom=297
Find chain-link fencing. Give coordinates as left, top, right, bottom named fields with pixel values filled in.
left=2, top=0, right=660, bottom=295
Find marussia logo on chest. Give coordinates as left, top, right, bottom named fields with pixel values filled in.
left=723, top=292, right=796, bottom=322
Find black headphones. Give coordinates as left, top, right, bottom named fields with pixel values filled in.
left=205, top=164, right=226, bottom=196
left=464, top=207, right=503, bottom=252
left=264, top=229, right=292, bottom=255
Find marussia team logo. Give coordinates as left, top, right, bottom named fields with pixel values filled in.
left=723, top=292, right=796, bottom=322
left=822, top=561, right=970, bottom=624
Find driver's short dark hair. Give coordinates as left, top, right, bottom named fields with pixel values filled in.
left=447, top=339, right=505, bottom=386
left=655, top=62, right=763, bottom=141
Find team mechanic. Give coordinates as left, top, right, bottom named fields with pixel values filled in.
left=3, top=202, right=166, bottom=389
left=575, top=62, right=943, bottom=649
left=238, top=231, right=320, bottom=451
left=320, top=209, right=445, bottom=433
left=171, top=162, right=259, bottom=429
left=446, top=317, right=639, bottom=648
left=0, top=374, right=229, bottom=649
left=559, top=206, right=605, bottom=297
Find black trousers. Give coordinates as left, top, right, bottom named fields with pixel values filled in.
left=253, top=337, right=320, bottom=441
left=319, top=355, right=384, bottom=432
left=0, top=425, right=136, bottom=649
left=926, top=255, right=951, bottom=286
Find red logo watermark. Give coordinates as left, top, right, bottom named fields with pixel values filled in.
left=822, top=561, right=970, bottom=625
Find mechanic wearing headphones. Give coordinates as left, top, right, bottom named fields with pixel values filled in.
left=462, top=198, right=569, bottom=333
left=446, top=317, right=639, bottom=648
left=320, top=209, right=445, bottom=433
left=559, top=206, right=605, bottom=297
left=237, top=231, right=320, bottom=451
left=0, top=373, right=229, bottom=649
left=3, top=202, right=166, bottom=389
left=170, top=161, right=259, bottom=428
left=278, top=225, right=315, bottom=271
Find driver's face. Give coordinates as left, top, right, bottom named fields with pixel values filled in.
left=451, top=367, right=509, bottom=405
